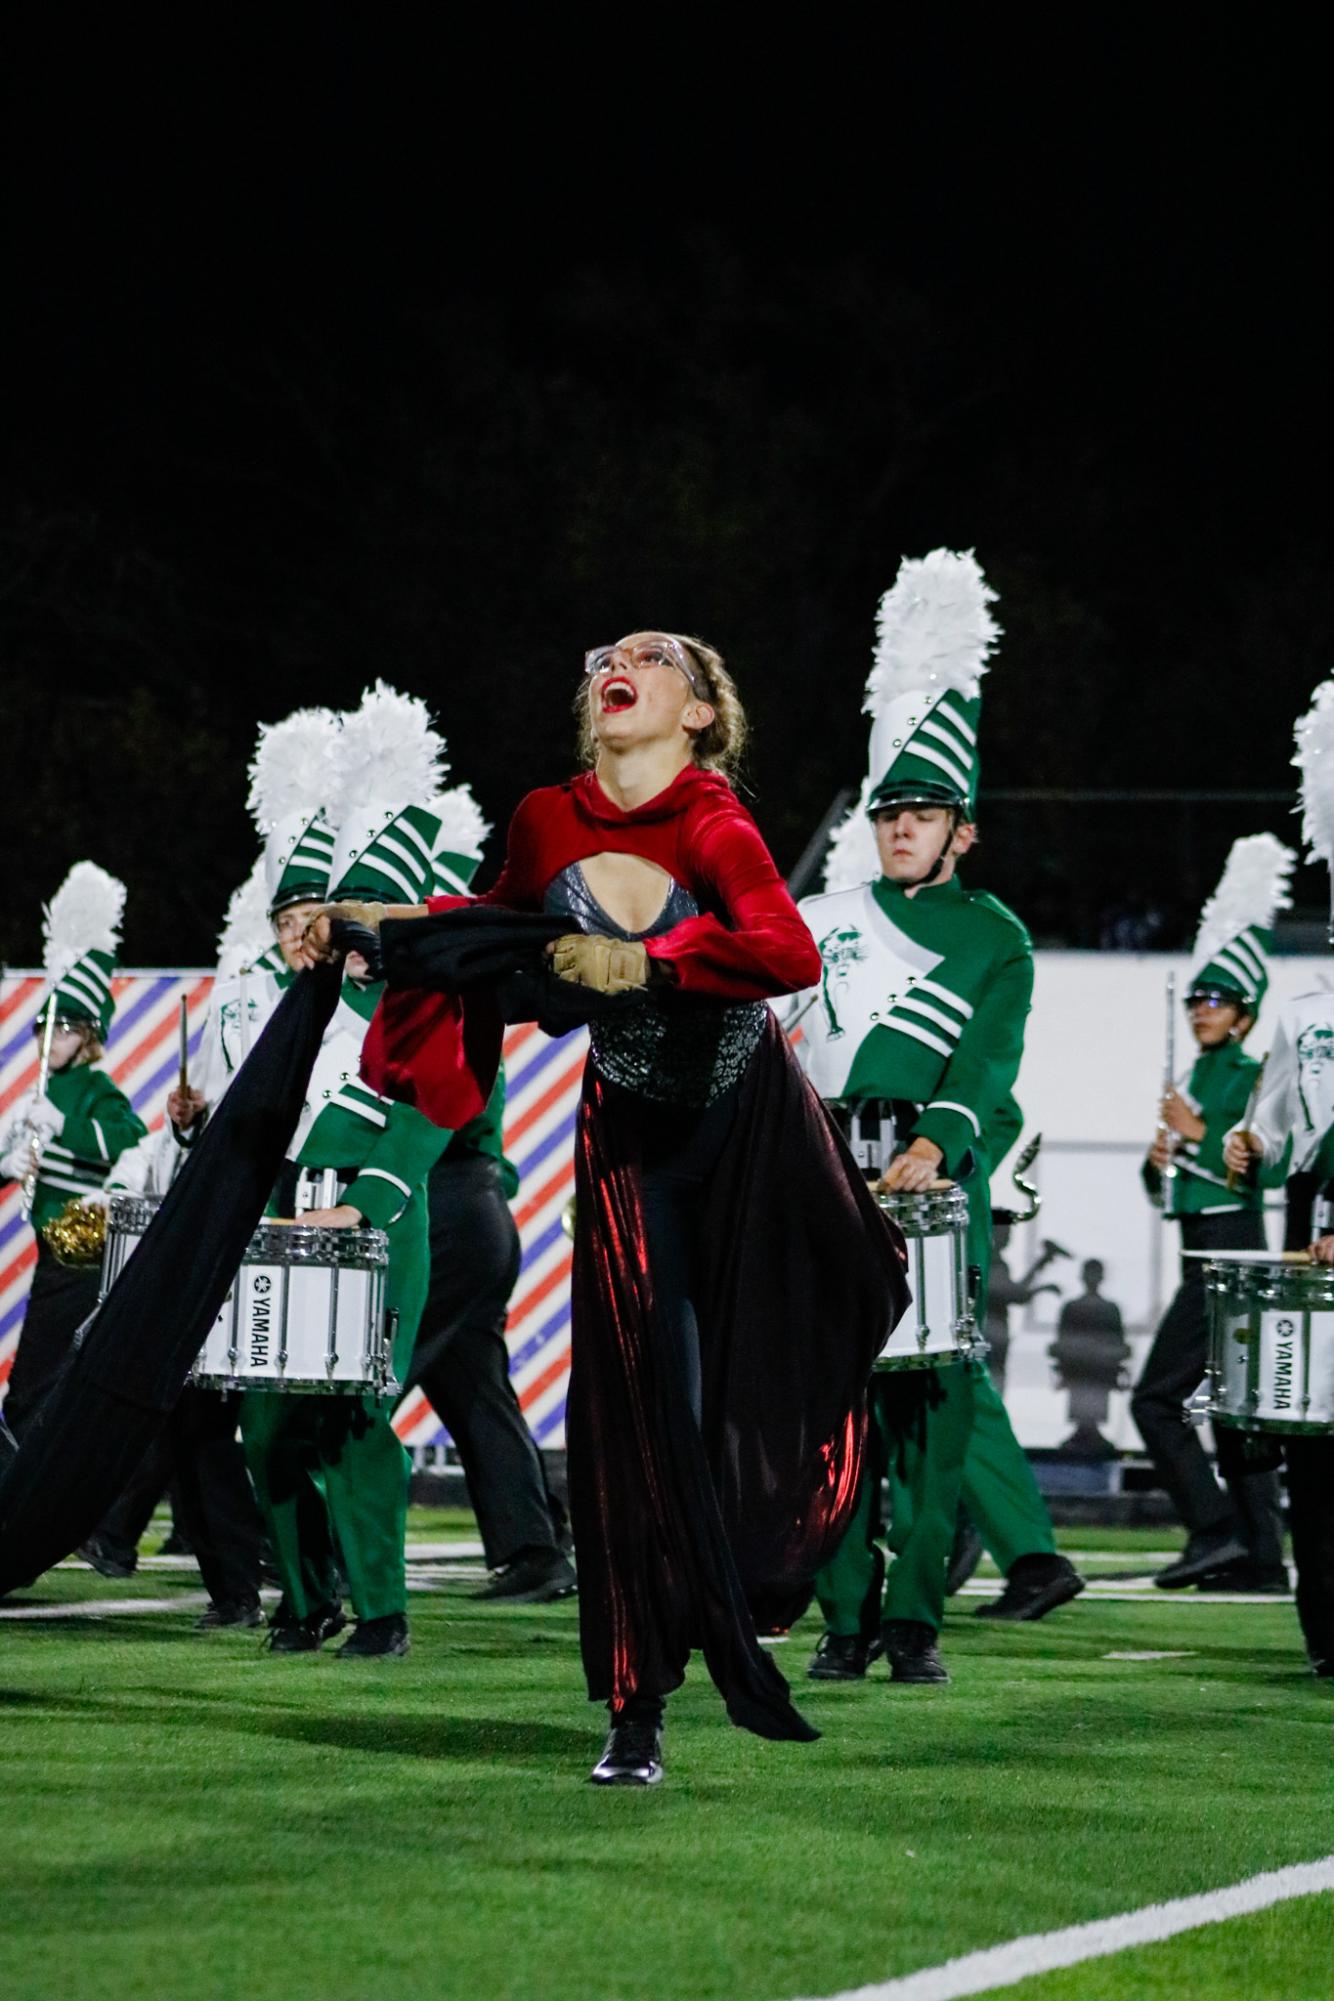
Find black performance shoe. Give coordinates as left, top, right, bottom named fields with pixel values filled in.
left=975, top=1553, right=1086, bottom=1622
left=265, top=1603, right=347, bottom=1653
left=471, top=1549, right=577, bottom=1604
left=807, top=1631, right=876, bottom=1681
left=1153, top=1529, right=1249, bottom=1590
left=195, top=1600, right=265, bottom=1631
left=337, top=1614, right=410, bottom=1659
left=1197, top=1561, right=1291, bottom=1595
left=78, top=1538, right=137, bottom=1581
left=591, top=1717, right=664, bottom=1786
left=882, top=1620, right=949, bottom=1684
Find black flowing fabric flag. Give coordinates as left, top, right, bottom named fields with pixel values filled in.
left=0, top=966, right=340, bottom=1596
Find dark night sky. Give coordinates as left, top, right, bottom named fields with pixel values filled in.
left=3, top=21, right=1331, bottom=963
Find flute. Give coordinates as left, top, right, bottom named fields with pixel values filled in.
left=1155, top=972, right=1179, bottom=1213
left=20, top=1000, right=58, bottom=1223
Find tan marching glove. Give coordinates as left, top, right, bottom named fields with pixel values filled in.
left=326, top=901, right=388, bottom=932
left=551, top=933, right=650, bottom=995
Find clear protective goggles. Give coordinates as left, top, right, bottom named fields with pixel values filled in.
left=1185, top=987, right=1247, bottom=1012
left=33, top=1013, right=87, bottom=1039
left=583, top=635, right=709, bottom=702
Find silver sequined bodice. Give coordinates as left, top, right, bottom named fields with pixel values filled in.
left=545, top=862, right=765, bottom=1107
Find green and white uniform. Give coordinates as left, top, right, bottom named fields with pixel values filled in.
left=238, top=683, right=489, bottom=1631
left=0, top=863, right=145, bottom=1435
left=1145, top=1040, right=1273, bottom=1218
left=796, top=873, right=1057, bottom=1636
left=239, top=974, right=453, bottom=1623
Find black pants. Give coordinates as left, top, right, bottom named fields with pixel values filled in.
left=602, top=1081, right=740, bottom=1724
left=635, top=1083, right=745, bottom=1429
left=98, top=1387, right=262, bottom=1608
left=407, top=1154, right=564, bottom=1569
left=1131, top=1209, right=1284, bottom=1567
left=3, top=1254, right=101, bottom=1437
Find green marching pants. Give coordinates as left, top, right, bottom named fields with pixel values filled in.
left=240, top=1202, right=429, bottom=1624
left=815, top=1155, right=1056, bottom=1637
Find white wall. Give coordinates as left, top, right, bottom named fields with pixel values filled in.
left=991, top=951, right=1334, bottom=1447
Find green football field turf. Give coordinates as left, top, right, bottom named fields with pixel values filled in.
left=3, top=1522, right=1332, bottom=2001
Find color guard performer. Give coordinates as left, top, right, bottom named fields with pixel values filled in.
left=299, top=630, right=905, bottom=1784
left=1133, top=836, right=1293, bottom=1591
left=0, top=864, right=145, bottom=1435
left=794, top=551, right=1082, bottom=1687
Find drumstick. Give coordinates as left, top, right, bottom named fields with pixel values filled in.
left=1226, top=1054, right=1267, bottom=1192
left=1182, top=1249, right=1314, bottom=1263
left=177, top=996, right=190, bottom=1097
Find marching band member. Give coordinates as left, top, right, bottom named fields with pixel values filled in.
left=239, top=685, right=487, bottom=1658
left=1133, top=836, right=1293, bottom=1592
left=0, top=864, right=145, bottom=1436
left=1224, top=681, right=1334, bottom=1673
left=300, top=631, right=905, bottom=1784
left=794, top=552, right=1081, bottom=1688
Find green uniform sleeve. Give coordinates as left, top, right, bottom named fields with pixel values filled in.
left=51, top=1069, right=147, bottom=1167
left=343, top=1100, right=454, bottom=1229
left=911, top=942, right=1033, bottom=1178
left=987, top=1093, right=1024, bottom=1173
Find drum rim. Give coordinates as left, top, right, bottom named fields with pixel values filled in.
left=1211, top=1410, right=1334, bottom=1436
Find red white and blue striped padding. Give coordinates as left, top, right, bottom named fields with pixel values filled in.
left=0, top=975, right=586, bottom=1450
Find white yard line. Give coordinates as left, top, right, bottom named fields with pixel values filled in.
left=798, top=1857, right=1334, bottom=2001
left=955, top=1581, right=1291, bottom=1604
left=0, top=1593, right=211, bottom=1620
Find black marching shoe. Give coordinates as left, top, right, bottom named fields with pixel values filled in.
left=1152, top=1528, right=1249, bottom=1590
left=78, top=1537, right=137, bottom=1581
left=807, top=1631, right=877, bottom=1681
left=195, top=1600, right=265, bottom=1631
left=882, top=1620, right=949, bottom=1684
left=471, top=1548, right=577, bottom=1604
left=337, top=1613, right=410, bottom=1659
left=590, top=1716, right=664, bottom=1786
left=975, top=1553, right=1085, bottom=1622
left=1197, top=1561, right=1291, bottom=1595
left=265, top=1603, right=348, bottom=1653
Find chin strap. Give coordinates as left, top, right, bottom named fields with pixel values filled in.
left=905, top=809, right=961, bottom=890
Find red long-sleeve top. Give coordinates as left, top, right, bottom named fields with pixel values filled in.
left=435, top=766, right=820, bottom=998
left=364, top=764, right=818, bottom=1125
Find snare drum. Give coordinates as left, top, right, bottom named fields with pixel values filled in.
left=100, top=1192, right=161, bottom=1298
left=1202, top=1254, right=1334, bottom=1433
left=191, top=1222, right=395, bottom=1399
left=873, top=1184, right=980, bottom=1370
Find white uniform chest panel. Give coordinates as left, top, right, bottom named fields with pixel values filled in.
left=290, top=998, right=390, bottom=1155
left=1290, top=993, right=1334, bottom=1141
left=214, top=972, right=283, bottom=1078
left=801, top=886, right=944, bottom=1099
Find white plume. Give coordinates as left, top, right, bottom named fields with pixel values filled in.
left=864, top=548, right=1000, bottom=713
left=1294, top=676, right=1334, bottom=867
left=247, top=706, right=344, bottom=833
left=215, top=858, right=272, bottom=976
left=336, top=682, right=447, bottom=816
left=1193, top=833, right=1296, bottom=962
left=42, top=861, right=126, bottom=978
left=430, top=783, right=490, bottom=862
left=822, top=778, right=881, bottom=892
